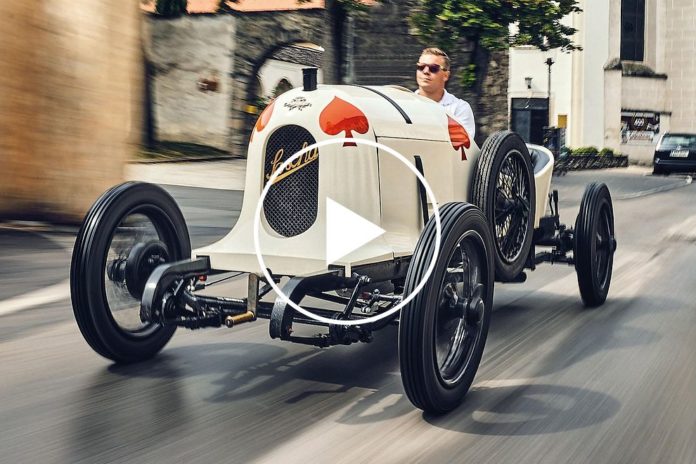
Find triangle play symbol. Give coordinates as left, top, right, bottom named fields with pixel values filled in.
left=326, top=197, right=385, bottom=265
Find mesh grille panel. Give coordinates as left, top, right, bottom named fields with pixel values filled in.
left=263, top=125, right=319, bottom=237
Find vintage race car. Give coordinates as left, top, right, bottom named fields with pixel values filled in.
left=71, top=69, right=617, bottom=414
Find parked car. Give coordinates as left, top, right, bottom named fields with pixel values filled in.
left=653, top=133, right=696, bottom=175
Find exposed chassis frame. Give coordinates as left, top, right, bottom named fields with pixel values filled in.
left=138, top=190, right=577, bottom=349
left=140, top=255, right=409, bottom=347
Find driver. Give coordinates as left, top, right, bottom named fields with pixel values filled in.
left=415, top=47, right=476, bottom=140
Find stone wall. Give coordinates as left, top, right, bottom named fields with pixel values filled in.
left=349, top=0, right=425, bottom=89
left=227, top=10, right=328, bottom=156
left=144, top=10, right=328, bottom=157
left=144, top=15, right=235, bottom=151
left=350, top=0, right=509, bottom=144
left=467, top=51, right=510, bottom=145
left=0, top=1, right=141, bottom=222
left=144, top=2, right=510, bottom=156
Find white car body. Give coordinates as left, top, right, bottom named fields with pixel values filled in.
left=194, top=85, right=554, bottom=276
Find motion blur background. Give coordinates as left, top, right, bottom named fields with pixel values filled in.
left=0, top=2, right=140, bottom=222
left=0, top=0, right=513, bottom=223
left=1, top=2, right=696, bottom=463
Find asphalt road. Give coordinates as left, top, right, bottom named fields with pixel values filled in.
left=1, top=169, right=695, bottom=463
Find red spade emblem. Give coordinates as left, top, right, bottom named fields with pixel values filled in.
left=250, top=99, right=276, bottom=142
left=447, top=116, right=471, bottom=160
left=319, top=97, right=369, bottom=146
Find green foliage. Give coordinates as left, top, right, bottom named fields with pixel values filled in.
left=254, top=95, right=274, bottom=113
left=571, top=146, right=599, bottom=156
left=156, top=0, right=187, bottom=17
left=410, top=0, right=582, bottom=52
left=457, top=64, right=477, bottom=90
left=568, top=147, right=621, bottom=157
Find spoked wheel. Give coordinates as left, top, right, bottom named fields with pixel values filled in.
left=70, top=182, right=190, bottom=363
left=575, top=182, right=616, bottom=307
left=472, top=131, right=535, bottom=281
left=399, top=202, right=494, bottom=414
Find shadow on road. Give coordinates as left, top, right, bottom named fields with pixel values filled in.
left=486, top=291, right=676, bottom=378
left=68, top=357, right=195, bottom=463
left=426, top=383, right=621, bottom=436
left=64, top=331, right=409, bottom=461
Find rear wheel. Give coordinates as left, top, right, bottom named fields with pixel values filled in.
left=575, top=182, right=616, bottom=307
left=472, top=131, right=535, bottom=281
left=399, top=203, right=494, bottom=414
left=70, top=182, right=190, bottom=363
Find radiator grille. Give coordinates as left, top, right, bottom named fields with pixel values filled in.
left=263, top=125, right=319, bottom=237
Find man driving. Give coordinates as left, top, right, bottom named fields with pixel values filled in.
left=415, top=47, right=476, bottom=139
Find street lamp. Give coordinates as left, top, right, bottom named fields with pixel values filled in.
left=524, top=76, right=533, bottom=89
left=545, top=57, right=554, bottom=127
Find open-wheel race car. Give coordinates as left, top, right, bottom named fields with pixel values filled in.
left=71, top=69, right=617, bottom=414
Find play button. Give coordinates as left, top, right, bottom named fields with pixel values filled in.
left=326, top=197, right=385, bottom=265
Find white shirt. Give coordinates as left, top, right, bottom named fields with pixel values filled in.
left=416, top=89, right=476, bottom=140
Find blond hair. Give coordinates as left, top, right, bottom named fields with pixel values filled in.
left=421, top=47, right=450, bottom=70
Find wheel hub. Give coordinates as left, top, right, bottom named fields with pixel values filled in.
left=443, top=281, right=484, bottom=326
left=466, top=297, right=484, bottom=325
left=124, top=240, right=170, bottom=300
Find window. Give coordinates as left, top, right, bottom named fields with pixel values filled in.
left=621, top=0, right=645, bottom=61
left=511, top=98, right=549, bottom=145
left=658, top=134, right=696, bottom=150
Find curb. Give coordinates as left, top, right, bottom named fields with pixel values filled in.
left=0, top=221, right=79, bottom=235
left=617, top=175, right=692, bottom=200
left=128, top=154, right=242, bottom=165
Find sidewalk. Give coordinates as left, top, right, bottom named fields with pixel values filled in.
left=1, top=160, right=247, bottom=312
left=126, top=159, right=247, bottom=191
left=0, top=224, right=72, bottom=315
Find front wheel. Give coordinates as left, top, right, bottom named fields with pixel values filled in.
left=575, top=182, right=616, bottom=307
left=70, top=182, right=191, bottom=363
left=399, top=202, right=494, bottom=414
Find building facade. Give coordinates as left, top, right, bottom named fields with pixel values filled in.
left=509, top=0, right=696, bottom=164
left=144, top=0, right=511, bottom=155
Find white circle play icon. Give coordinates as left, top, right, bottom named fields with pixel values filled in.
left=325, top=197, right=386, bottom=266
left=253, top=137, right=441, bottom=326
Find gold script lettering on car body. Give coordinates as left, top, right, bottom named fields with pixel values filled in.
left=265, top=141, right=319, bottom=185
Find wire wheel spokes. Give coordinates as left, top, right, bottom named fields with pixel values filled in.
left=594, top=205, right=614, bottom=288
left=104, top=212, right=163, bottom=335
left=494, top=150, right=531, bottom=263
left=435, top=233, right=486, bottom=386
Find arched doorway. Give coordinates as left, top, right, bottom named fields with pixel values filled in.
left=256, top=42, right=324, bottom=100
left=230, top=10, right=327, bottom=156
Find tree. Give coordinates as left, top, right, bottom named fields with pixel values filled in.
left=410, top=0, right=581, bottom=52
left=410, top=0, right=581, bottom=91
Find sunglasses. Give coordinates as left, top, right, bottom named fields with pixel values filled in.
left=416, top=63, right=447, bottom=73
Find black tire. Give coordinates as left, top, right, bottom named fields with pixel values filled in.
left=70, top=182, right=191, bottom=363
left=652, top=165, right=667, bottom=175
left=575, top=182, right=616, bottom=307
left=472, top=131, right=535, bottom=281
left=399, top=202, right=494, bottom=414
